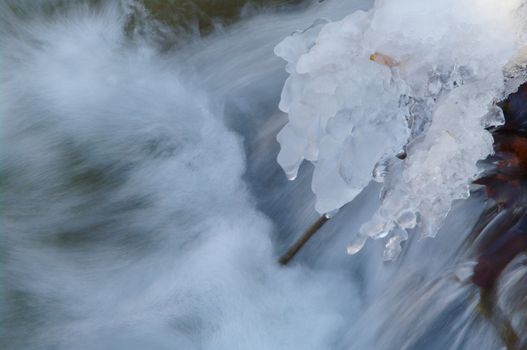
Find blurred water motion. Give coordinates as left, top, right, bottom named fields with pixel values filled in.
left=1, top=1, right=525, bottom=349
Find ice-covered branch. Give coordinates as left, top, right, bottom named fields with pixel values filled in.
left=275, top=0, right=526, bottom=258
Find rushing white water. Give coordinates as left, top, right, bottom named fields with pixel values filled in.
left=1, top=0, right=525, bottom=349
left=0, top=1, right=367, bottom=349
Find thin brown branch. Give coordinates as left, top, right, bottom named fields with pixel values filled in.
left=278, top=215, right=329, bottom=265
left=478, top=288, right=520, bottom=350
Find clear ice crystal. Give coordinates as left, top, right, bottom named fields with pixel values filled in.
left=347, top=234, right=367, bottom=255
left=275, top=0, right=526, bottom=258
left=383, top=230, right=408, bottom=261
left=372, top=158, right=390, bottom=183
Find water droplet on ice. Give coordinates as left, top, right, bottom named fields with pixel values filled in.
left=482, top=105, right=505, bottom=128
left=347, top=234, right=367, bottom=255
left=383, top=229, right=408, bottom=261
left=372, top=160, right=389, bottom=183
left=286, top=171, right=297, bottom=181
left=383, top=236, right=402, bottom=260
left=396, top=210, right=417, bottom=229
left=325, top=208, right=339, bottom=219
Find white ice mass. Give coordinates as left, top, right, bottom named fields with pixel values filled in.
left=275, top=0, right=527, bottom=258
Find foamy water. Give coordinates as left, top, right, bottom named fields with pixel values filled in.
left=1, top=1, right=524, bottom=349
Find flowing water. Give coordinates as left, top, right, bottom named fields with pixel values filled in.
left=1, top=1, right=525, bottom=349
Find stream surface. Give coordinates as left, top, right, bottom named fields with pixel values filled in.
left=1, top=1, right=523, bottom=349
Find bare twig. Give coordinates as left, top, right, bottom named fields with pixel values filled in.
left=278, top=215, right=329, bottom=265
left=478, top=288, right=520, bottom=350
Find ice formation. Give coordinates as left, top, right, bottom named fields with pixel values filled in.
left=275, top=0, right=527, bottom=258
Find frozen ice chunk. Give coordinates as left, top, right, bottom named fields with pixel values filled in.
left=383, top=229, right=408, bottom=261
left=275, top=0, right=526, bottom=258
left=347, top=233, right=368, bottom=255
